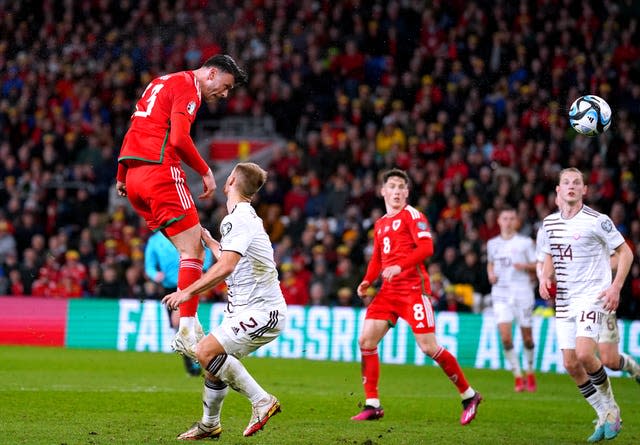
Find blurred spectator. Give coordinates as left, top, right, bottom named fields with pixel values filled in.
left=0, top=220, right=17, bottom=264
left=0, top=1, right=638, bottom=319
left=95, top=266, right=126, bottom=299
left=308, top=281, right=330, bottom=306
left=436, top=285, right=473, bottom=313
left=280, top=262, right=309, bottom=306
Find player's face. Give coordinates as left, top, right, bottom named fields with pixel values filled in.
left=202, top=69, right=236, bottom=102
left=556, top=171, right=586, bottom=206
left=381, top=176, right=409, bottom=211
left=497, top=210, right=517, bottom=234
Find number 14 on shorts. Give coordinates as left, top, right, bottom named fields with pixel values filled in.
left=579, top=310, right=602, bottom=324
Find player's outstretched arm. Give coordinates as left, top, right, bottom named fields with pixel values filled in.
left=162, top=250, right=241, bottom=310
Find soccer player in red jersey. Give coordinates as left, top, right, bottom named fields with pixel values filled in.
left=351, top=169, right=482, bottom=425
left=116, top=54, right=247, bottom=358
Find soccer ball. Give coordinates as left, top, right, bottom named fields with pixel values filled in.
left=568, top=95, right=612, bottom=137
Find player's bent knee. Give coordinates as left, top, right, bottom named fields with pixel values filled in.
left=358, top=337, right=377, bottom=350
left=195, top=343, right=213, bottom=367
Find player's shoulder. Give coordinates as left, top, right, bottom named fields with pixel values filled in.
left=514, top=233, right=532, bottom=242
left=487, top=235, right=499, bottom=246
left=227, top=203, right=260, bottom=227
left=580, top=205, right=601, bottom=219
left=542, top=210, right=561, bottom=225
left=161, top=71, right=198, bottom=93
left=402, top=205, right=426, bottom=221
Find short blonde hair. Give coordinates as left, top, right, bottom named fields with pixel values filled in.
left=558, top=167, right=585, bottom=184
left=234, top=162, right=267, bottom=197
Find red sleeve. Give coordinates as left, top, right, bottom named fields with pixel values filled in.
left=170, top=111, right=210, bottom=175
left=116, top=163, right=127, bottom=182
left=363, top=230, right=382, bottom=283
left=396, top=212, right=433, bottom=270
left=396, top=239, right=433, bottom=270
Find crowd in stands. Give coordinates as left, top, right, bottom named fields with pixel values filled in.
left=1, top=1, right=640, bottom=319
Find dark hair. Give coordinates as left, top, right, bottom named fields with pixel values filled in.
left=498, top=206, right=516, bottom=215
left=203, top=54, right=248, bottom=86
left=382, top=168, right=410, bottom=186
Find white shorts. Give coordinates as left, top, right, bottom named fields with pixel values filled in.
left=211, top=306, right=286, bottom=358
left=598, top=312, right=619, bottom=344
left=492, top=299, right=534, bottom=327
left=556, top=304, right=606, bottom=350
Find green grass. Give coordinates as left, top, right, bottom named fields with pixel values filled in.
left=0, top=346, right=639, bottom=445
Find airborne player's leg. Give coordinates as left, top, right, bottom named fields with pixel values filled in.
left=167, top=223, right=206, bottom=358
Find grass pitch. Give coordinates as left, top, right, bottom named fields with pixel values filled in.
left=1, top=346, right=639, bottom=445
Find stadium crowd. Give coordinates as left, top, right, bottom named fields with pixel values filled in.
left=0, top=1, right=639, bottom=319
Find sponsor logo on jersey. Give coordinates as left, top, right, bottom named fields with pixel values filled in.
left=573, top=233, right=581, bottom=240
left=187, top=101, right=196, bottom=115
left=221, top=222, right=232, bottom=237
left=232, top=326, right=240, bottom=335
left=416, top=322, right=425, bottom=328
left=601, top=219, right=613, bottom=233
left=392, top=220, right=401, bottom=231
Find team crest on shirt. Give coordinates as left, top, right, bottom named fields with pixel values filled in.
left=601, top=219, right=613, bottom=233
left=187, top=101, right=196, bottom=115
left=392, top=220, right=401, bottom=231
left=221, top=222, right=232, bottom=237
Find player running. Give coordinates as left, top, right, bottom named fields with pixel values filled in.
left=351, top=168, right=482, bottom=425
left=487, top=207, right=538, bottom=392
left=539, top=168, right=633, bottom=442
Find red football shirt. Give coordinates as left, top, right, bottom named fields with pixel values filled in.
left=118, top=71, right=205, bottom=170
left=365, top=205, right=433, bottom=293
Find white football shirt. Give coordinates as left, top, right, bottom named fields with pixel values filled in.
left=487, top=233, right=536, bottom=303
left=219, top=202, right=285, bottom=313
left=540, top=205, right=625, bottom=317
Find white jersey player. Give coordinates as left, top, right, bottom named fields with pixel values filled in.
left=163, top=163, right=285, bottom=439
left=487, top=208, right=537, bottom=392
left=538, top=168, right=633, bottom=442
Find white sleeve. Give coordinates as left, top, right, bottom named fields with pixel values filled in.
left=487, top=239, right=495, bottom=263
left=220, top=215, right=252, bottom=256
left=537, top=226, right=550, bottom=258
left=526, top=237, right=537, bottom=263
left=596, top=214, right=626, bottom=251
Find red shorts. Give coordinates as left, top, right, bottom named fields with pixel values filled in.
left=124, top=163, right=200, bottom=236
left=365, top=287, right=436, bottom=334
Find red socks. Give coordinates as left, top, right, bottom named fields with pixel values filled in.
left=360, top=348, right=380, bottom=399
left=432, top=346, right=470, bottom=393
left=177, top=258, right=203, bottom=317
